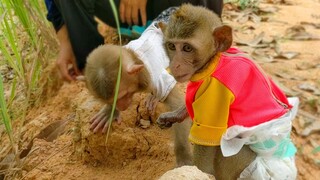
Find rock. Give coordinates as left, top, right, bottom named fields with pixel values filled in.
left=159, top=166, right=215, bottom=180
left=139, top=119, right=151, bottom=129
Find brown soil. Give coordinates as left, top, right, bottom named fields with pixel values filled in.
left=1, top=0, right=320, bottom=179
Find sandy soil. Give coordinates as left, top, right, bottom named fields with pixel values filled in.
left=1, top=0, right=320, bottom=179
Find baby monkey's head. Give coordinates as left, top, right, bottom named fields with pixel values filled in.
left=85, top=44, right=145, bottom=111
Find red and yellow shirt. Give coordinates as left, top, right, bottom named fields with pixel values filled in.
left=186, top=48, right=291, bottom=146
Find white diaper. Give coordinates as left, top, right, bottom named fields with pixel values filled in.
left=221, top=97, right=299, bottom=180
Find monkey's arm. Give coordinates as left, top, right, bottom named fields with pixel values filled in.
left=156, top=105, right=189, bottom=129
left=90, top=104, right=121, bottom=133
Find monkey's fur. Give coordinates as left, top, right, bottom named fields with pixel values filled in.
left=85, top=44, right=193, bottom=167
left=158, top=4, right=257, bottom=179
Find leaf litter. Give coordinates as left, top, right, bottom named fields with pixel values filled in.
left=229, top=2, right=320, bottom=171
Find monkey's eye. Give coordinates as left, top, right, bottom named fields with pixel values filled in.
left=183, top=44, right=193, bottom=52
left=167, top=43, right=176, bottom=51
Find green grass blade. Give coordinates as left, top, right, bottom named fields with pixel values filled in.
left=0, top=73, right=14, bottom=144
left=8, top=77, right=17, bottom=108
left=9, top=0, right=37, bottom=46
left=106, top=0, right=122, bottom=145
left=109, top=0, right=122, bottom=45
left=1, top=10, right=24, bottom=78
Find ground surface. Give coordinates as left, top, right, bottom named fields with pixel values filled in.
left=1, top=0, right=320, bottom=179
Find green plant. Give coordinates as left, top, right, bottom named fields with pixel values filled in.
left=105, top=0, right=122, bottom=145
left=0, top=74, right=14, bottom=147
left=0, top=1, right=55, bottom=175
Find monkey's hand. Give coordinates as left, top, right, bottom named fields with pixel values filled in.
left=156, top=105, right=189, bottom=129
left=90, top=105, right=121, bottom=134
left=145, top=94, right=159, bottom=116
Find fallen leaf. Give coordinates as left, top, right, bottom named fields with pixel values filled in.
left=296, top=62, right=316, bottom=70
left=252, top=49, right=275, bottom=63
left=237, top=13, right=250, bottom=24
left=297, top=115, right=312, bottom=128
left=19, top=119, right=69, bottom=159
left=266, top=0, right=293, bottom=5
left=234, top=32, right=267, bottom=47
left=224, top=3, right=240, bottom=11
left=310, top=140, right=319, bottom=149
left=258, top=6, right=279, bottom=14
left=274, top=72, right=305, bottom=81
left=300, top=21, right=320, bottom=29
left=271, top=77, right=300, bottom=96
left=234, top=9, right=262, bottom=24
left=260, top=16, right=270, bottom=22
left=301, top=121, right=320, bottom=136
left=236, top=25, right=256, bottom=34
left=290, top=32, right=320, bottom=40
left=262, top=36, right=276, bottom=44
left=298, top=83, right=320, bottom=95
left=250, top=13, right=262, bottom=24
left=275, top=51, right=300, bottom=60
left=0, top=153, right=15, bottom=171
left=297, top=110, right=320, bottom=136
left=285, top=25, right=320, bottom=40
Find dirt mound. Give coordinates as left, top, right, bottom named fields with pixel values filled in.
left=19, top=82, right=177, bottom=179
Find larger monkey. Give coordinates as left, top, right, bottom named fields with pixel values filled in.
left=85, top=7, right=193, bottom=167
left=158, top=4, right=299, bottom=180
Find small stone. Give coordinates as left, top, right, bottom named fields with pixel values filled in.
left=139, top=119, right=150, bottom=129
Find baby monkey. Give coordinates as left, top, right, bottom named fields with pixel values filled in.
left=158, top=4, right=299, bottom=180
left=85, top=8, right=193, bottom=167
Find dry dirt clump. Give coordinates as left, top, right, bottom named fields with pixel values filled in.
left=19, top=82, right=177, bottom=180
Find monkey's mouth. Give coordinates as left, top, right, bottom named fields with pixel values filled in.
left=175, top=74, right=190, bottom=82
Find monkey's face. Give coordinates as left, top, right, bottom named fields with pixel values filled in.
left=165, top=36, right=215, bottom=83
left=106, top=86, right=136, bottom=111
left=106, top=72, right=139, bottom=111
left=162, top=4, right=233, bottom=83
left=114, top=91, right=134, bottom=111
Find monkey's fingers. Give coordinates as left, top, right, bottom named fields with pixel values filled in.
left=90, top=111, right=105, bottom=124
left=145, top=95, right=159, bottom=115
left=157, top=120, right=173, bottom=129
left=93, top=117, right=107, bottom=133
left=90, top=117, right=101, bottom=130
left=102, top=115, right=121, bottom=133
left=102, top=121, right=110, bottom=134
left=115, top=116, right=122, bottom=124
left=156, top=116, right=174, bottom=129
left=149, top=101, right=159, bottom=116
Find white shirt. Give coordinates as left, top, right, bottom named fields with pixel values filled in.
left=124, top=23, right=176, bottom=102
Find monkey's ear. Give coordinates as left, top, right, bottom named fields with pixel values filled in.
left=126, top=64, right=144, bottom=75
left=94, top=16, right=108, bottom=37
left=213, top=25, right=233, bottom=52
left=158, top=22, right=167, bottom=33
